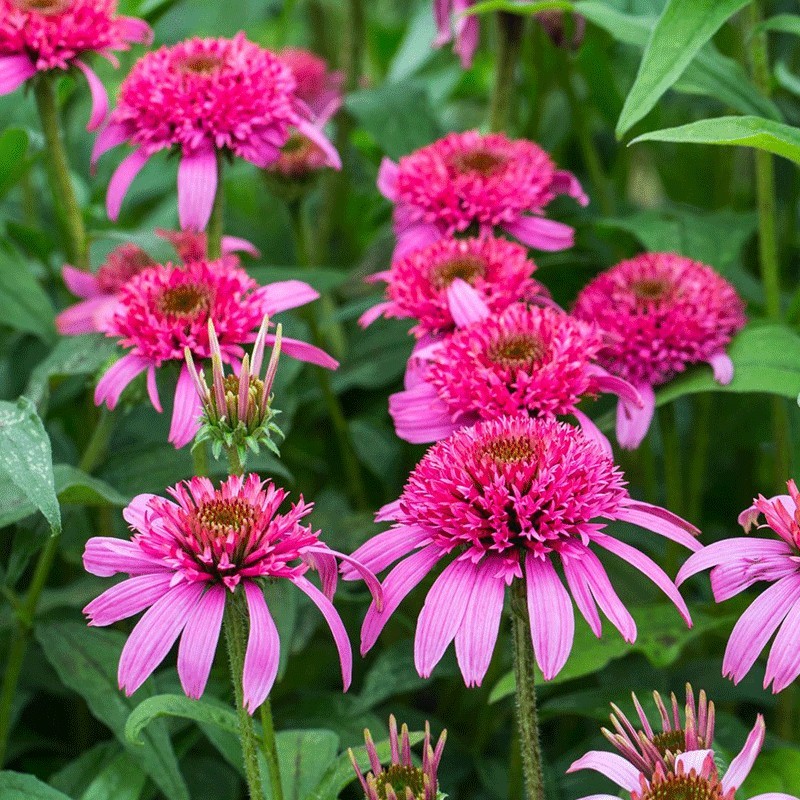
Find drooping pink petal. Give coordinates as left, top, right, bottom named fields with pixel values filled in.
left=292, top=575, right=352, bottom=690
left=74, top=60, right=109, bottom=132
left=377, top=158, right=400, bottom=201
left=676, top=538, right=792, bottom=588
left=359, top=301, right=394, bottom=329
left=265, top=335, right=338, bottom=369
left=342, top=525, right=430, bottom=579
left=177, top=147, right=218, bottom=232
left=615, top=384, right=655, bottom=450
left=389, top=383, right=459, bottom=444
left=304, top=548, right=338, bottom=599
left=221, top=236, right=261, bottom=258
left=83, top=536, right=166, bottom=577
left=92, top=122, right=129, bottom=168
left=295, top=119, right=341, bottom=170
left=552, top=169, right=589, bottom=206
left=708, top=351, right=734, bottom=385
left=721, top=715, right=766, bottom=792
left=414, top=557, right=478, bottom=678
left=0, top=55, right=36, bottom=95
left=146, top=366, right=162, bottom=413
left=711, top=553, right=798, bottom=603
left=567, top=751, right=641, bottom=792
left=241, top=582, right=281, bottom=712
left=62, top=265, right=101, bottom=298
left=446, top=278, right=491, bottom=327
left=177, top=584, right=225, bottom=700
left=305, top=545, right=383, bottom=608
left=118, top=581, right=204, bottom=696
left=107, top=149, right=151, bottom=221
left=393, top=222, right=443, bottom=261
left=119, top=16, right=154, bottom=44
left=84, top=572, right=173, bottom=626
left=168, top=363, right=203, bottom=448
left=433, top=0, right=453, bottom=45
left=525, top=553, right=574, bottom=681
left=616, top=499, right=702, bottom=553
left=94, top=353, right=150, bottom=410
left=586, top=365, right=642, bottom=407
left=261, top=280, right=319, bottom=315
left=561, top=549, right=602, bottom=637
left=572, top=409, right=613, bottom=458
left=453, top=7, right=480, bottom=69
left=503, top=216, right=575, bottom=252
left=56, top=297, right=114, bottom=335
left=765, top=598, right=800, bottom=693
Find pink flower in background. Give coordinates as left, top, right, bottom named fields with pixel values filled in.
left=93, top=33, right=338, bottom=229
left=0, top=0, right=151, bottom=130
left=359, top=235, right=549, bottom=336
left=377, top=131, right=588, bottom=259
left=433, top=0, right=479, bottom=68
left=569, top=714, right=795, bottom=800
left=389, top=301, right=641, bottom=452
left=91, top=256, right=337, bottom=447
left=82, top=474, right=381, bottom=709
left=155, top=228, right=260, bottom=263
left=345, top=415, right=698, bottom=687
left=677, top=480, right=800, bottom=694
left=573, top=253, right=746, bottom=450
left=279, top=47, right=343, bottom=120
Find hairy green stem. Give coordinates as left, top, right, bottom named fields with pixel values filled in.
left=33, top=74, right=88, bottom=270
left=259, top=699, right=284, bottom=800
left=207, top=154, right=225, bottom=260
left=489, top=12, right=525, bottom=133
left=511, top=578, right=544, bottom=800
left=227, top=446, right=244, bottom=478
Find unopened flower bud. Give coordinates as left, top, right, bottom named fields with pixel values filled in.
left=535, top=11, right=586, bottom=51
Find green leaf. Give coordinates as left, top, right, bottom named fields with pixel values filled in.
left=465, top=0, right=574, bottom=14
left=755, top=13, right=800, bottom=37
left=36, top=623, right=189, bottom=800
left=0, top=129, right=29, bottom=201
left=615, top=0, right=750, bottom=137
left=273, top=730, right=339, bottom=800
left=0, top=248, right=55, bottom=341
left=125, top=694, right=240, bottom=745
left=0, top=772, right=72, bottom=800
left=630, top=116, right=800, bottom=165
left=79, top=752, right=147, bottom=800
left=51, top=465, right=130, bottom=507
left=0, top=397, right=60, bottom=535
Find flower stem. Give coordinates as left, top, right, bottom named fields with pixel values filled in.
left=489, top=12, right=525, bottom=133
left=227, top=446, right=244, bottom=478
left=192, top=444, right=209, bottom=477
left=33, top=73, right=89, bottom=270
left=259, top=699, right=284, bottom=800
left=343, top=0, right=366, bottom=93
left=511, top=578, right=544, bottom=800
left=224, top=595, right=268, bottom=800
left=207, top=153, right=225, bottom=260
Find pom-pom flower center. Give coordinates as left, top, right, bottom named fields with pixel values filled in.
left=450, top=147, right=508, bottom=176
left=157, top=283, right=212, bottom=319
left=12, top=0, right=69, bottom=14
left=179, top=52, right=225, bottom=75
left=429, top=255, right=487, bottom=289
left=479, top=433, right=540, bottom=465
left=487, top=332, right=547, bottom=369
left=640, top=768, right=726, bottom=800
left=631, top=277, right=672, bottom=302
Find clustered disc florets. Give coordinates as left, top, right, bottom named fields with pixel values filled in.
left=634, top=760, right=731, bottom=800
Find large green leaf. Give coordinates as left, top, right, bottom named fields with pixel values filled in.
left=0, top=772, right=72, bottom=800
left=0, top=129, right=30, bottom=201
left=755, top=13, right=800, bottom=37
left=36, top=623, right=189, bottom=800
left=79, top=752, right=147, bottom=800
left=0, top=249, right=55, bottom=341
left=631, top=116, right=800, bottom=165
left=615, top=0, right=750, bottom=137
left=0, top=397, right=60, bottom=535
left=274, top=730, right=339, bottom=800
left=465, top=0, right=574, bottom=13
left=126, top=694, right=240, bottom=745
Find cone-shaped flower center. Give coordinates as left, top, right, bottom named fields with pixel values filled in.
left=480, top=433, right=539, bottom=465
left=13, top=0, right=69, bottom=13
left=196, top=498, right=257, bottom=536
left=430, top=255, right=487, bottom=289
left=451, top=148, right=508, bottom=176
left=374, top=765, right=426, bottom=800
left=631, top=278, right=672, bottom=301
left=652, top=729, right=690, bottom=757
left=180, top=53, right=225, bottom=75
left=157, top=284, right=211, bottom=318
left=488, top=332, right=546, bottom=368
left=641, top=769, right=726, bottom=800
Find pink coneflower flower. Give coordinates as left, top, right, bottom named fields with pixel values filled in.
left=0, top=0, right=151, bottom=130
left=349, top=715, right=446, bottom=800
left=389, top=301, right=642, bottom=452
left=377, top=131, right=588, bottom=259
left=82, top=474, right=381, bottom=710
left=569, top=715, right=792, bottom=800
left=91, top=256, right=337, bottom=447
left=571, top=684, right=715, bottom=780
left=155, top=228, right=260, bottom=264
left=93, top=33, right=338, bottom=230
left=279, top=47, right=343, bottom=121
left=345, top=415, right=698, bottom=687
left=677, top=480, right=800, bottom=694
left=433, top=0, right=479, bottom=68
left=359, top=235, right=549, bottom=336
left=573, top=253, right=746, bottom=450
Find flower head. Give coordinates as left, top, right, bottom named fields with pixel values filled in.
left=359, top=235, right=549, bottom=336
left=350, top=715, right=446, bottom=800
left=677, top=479, right=800, bottom=693
left=346, top=415, right=698, bottom=687
left=377, top=131, right=588, bottom=259
left=278, top=47, right=343, bottom=120
left=573, top=253, right=746, bottom=450
left=94, top=33, right=337, bottom=229
left=0, top=0, right=151, bottom=130
left=83, top=474, right=381, bottom=709
left=433, top=0, right=480, bottom=68
left=91, top=256, right=336, bottom=447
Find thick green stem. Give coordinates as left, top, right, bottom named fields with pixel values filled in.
left=33, top=74, right=88, bottom=270
left=489, top=12, right=525, bottom=133
left=511, top=579, right=544, bottom=800
left=259, top=699, right=284, bottom=800
left=207, top=154, right=225, bottom=260
left=224, top=597, right=268, bottom=800
left=227, top=446, right=244, bottom=478
left=192, top=444, right=209, bottom=477
left=79, top=408, right=115, bottom=473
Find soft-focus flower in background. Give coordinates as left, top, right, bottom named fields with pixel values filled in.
left=83, top=474, right=381, bottom=709
left=0, top=0, right=151, bottom=130
left=433, top=0, right=479, bottom=69
left=93, top=33, right=338, bottom=229
left=678, top=479, right=800, bottom=693
left=278, top=47, right=343, bottom=121
left=346, top=415, right=698, bottom=687
left=350, top=714, right=446, bottom=800
left=573, top=253, right=746, bottom=450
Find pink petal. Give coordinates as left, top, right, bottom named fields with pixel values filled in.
left=453, top=1, right=479, bottom=68
left=168, top=363, right=202, bottom=448
left=552, top=169, right=590, bottom=206
left=454, top=557, right=507, bottom=687
left=94, top=353, right=150, bottom=410
left=616, top=499, right=702, bottom=553
left=262, top=280, right=319, bottom=315
left=305, top=545, right=383, bottom=608
left=389, top=383, right=458, bottom=444
left=292, top=575, right=352, bottom=690
left=586, top=365, right=642, bottom=407
left=84, top=572, right=172, bottom=626
left=122, top=493, right=160, bottom=532
left=265, top=335, right=338, bottom=370
left=177, top=585, right=225, bottom=700
left=343, top=524, right=430, bottom=579
left=177, top=147, right=218, bottom=232
left=375, top=499, right=402, bottom=523
left=361, top=545, right=444, bottom=654
left=119, top=16, right=154, bottom=44
left=750, top=794, right=800, bottom=800
left=711, top=552, right=798, bottom=602
left=377, top=158, right=399, bottom=201
left=567, top=752, right=641, bottom=792
left=305, top=549, right=338, bottom=599
left=118, top=581, right=204, bottom=696
left=525, top=553, right=574, bottom=681
left=107, top=149, right=150, bottom=221
left=676, top=538, right=792, bottom=588
left=572, top=409, right=613, bottom=458
left=359, top=301, right=394, bottom=329
left=221, top=236, right=260, bottom=258
left=675, top=750, right=715, bottom=774
left=56, top=297, right=113, bottom=335
left=722, top=716, right=766, bottom=792
left=92, top=121, right=129, bottom=167
left=446, top=279, right=490, bottom=327
left=503, top=216, right=575, bottom=252
left=62, top=265, right=100, bottom=299
left=83, top=536, right=166, bottom=577
left=0, top=54, right=36, bottom=94
left=765, top=598, right=800, bottom=693
left=295, top=119, right=341, bottom=170
left=242, top=582, right=281, bottom=712
left=146, top=366, right=162, bottom=413
left=708, top=351, right=734, bottom=385
left=561, top=550, right=602, bottom=637
left=393, top=222, right=443, bottom=261
left=615, top=384, right=655, bottom=450
left=433, top=0, right=452, bottom=45
left=74, top=60, right=109, bottom=132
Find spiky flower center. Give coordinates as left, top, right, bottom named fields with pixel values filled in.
left=196, top=498, right=257, bottom=535
left=479, top=433, right=539, bottom=465
left=157, top=284, right=211, bottom=318
left=430, top=255, right=487, bottom=289
left=13, top=0, right=69, bottom=13
left=642, top=770, right=724, bottom=800
left=373, top=765, right=426, bottom=800
left=652, top=729, right=688, bottom=757
left=451, top=148, right=508, bottom=176
left=180, top=53, right=225, bottom=75
left=631, top=278, right=671, bottom=301
left=488, top=333, right=546, bottom=368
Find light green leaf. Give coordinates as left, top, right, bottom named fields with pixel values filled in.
left=0, top=397, right=60, bottom=535
left=465, top=0, right=574, bottom=14
left=755, top=13, right=800, bottom=37
left=616, top=0, right=750, bottom=137
left=0, top=248, right=55, bottom=341
left=79, top=752, right=147, bottom=800
left=631, top=116, right=800, bottom=165
left=0, top=771, right=72, bottom=800
left=0, top=129, right=30, bottom=200
left=125, top=694, right=240, bottom=745
left=273, top=730, right=339, bottom=800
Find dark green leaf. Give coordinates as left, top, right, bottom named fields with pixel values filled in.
left=51, top=465, right=130, bottom=507
left=0, top=772, right=72, bottom=800
left=754, top=13, right=800, bottom=37
left=0, top=129, right=29, bottom=201
left=0, top=249, right=55, bottom=341
left=272, top=730, right=339, bottom=800
left=125, top=694, right=240, bottom=745
left=79, top=752, right=147, bottom=800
